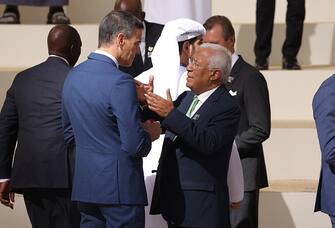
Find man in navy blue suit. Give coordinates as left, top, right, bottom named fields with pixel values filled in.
left=313, top=74, right=335, bottom=228
left=146, top=43, right=240, bottom=228
left=62, top=11, right=161, bottom=228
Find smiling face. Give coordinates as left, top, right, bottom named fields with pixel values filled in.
left=118, top=27, right=142, bottom=66
left=186, top=47, right=219, bottom=95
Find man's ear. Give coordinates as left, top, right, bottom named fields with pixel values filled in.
left=116, top=32, right=126, bottom=48
left=210, top=70, right=222, bottom=81
left=183, top=41, right=190, bottom=54
left=227, top=36, right=235, bottom=49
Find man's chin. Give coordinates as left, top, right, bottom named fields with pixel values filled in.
left=186, top=82, right=192, bottom=89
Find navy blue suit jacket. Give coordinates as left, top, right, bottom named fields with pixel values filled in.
left=0, top=57, right=74, bottom=191
left=313, top=74, right=335, bottom=215
left=62, top=53, right=152, bottom=205
left=150, top=86, right=240, bottom=227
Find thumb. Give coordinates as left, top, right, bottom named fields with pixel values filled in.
left=149, top=75, right=154, bottom=86
left=166, top=89, right=172, bottom=101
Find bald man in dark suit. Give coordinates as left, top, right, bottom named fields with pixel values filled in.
left=0, top=25, right=82, bottom=228
left=114, top=0, right=163, bottom=77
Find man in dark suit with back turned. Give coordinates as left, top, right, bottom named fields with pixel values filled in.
left=0, top=24, right=82, bottom=228
left=62, top=11, right=161, bottom=228
left=146, top=43, right=240, bottom=228
left=114, top=0, right=163, bottom=77
left=203, top=15, right=271, bottom=228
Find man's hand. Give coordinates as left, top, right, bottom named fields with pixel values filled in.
left=0, top=181, right=14, bottom=209
left=142, top=120, right=161, bottom=142
left=145, top=89, right=174, bottom=117
left=144, top=75, right=154, bottom=94
left=135, top=75, right=154, bottom=105
left=135, top=80, right=147, bottom=105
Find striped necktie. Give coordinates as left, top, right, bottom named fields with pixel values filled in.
left=186, top=95, right=200, bottom=117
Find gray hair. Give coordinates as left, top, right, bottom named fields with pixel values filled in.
left=200, top=43, right=232, bottom=83
left=98, top=10, right=143, bottom=47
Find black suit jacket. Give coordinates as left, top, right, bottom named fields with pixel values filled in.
left=119, top=20, right=163, bottom=77
left=0, top=57, right=74, bottom=192
left=226, top=55, right=271, bottom=191
left=150, top=87, right=240, bottom=227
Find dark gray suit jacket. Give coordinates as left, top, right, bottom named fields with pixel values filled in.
left=225, top=56, right=271, bottom=191
left=0, top=57, right=74, bottom=192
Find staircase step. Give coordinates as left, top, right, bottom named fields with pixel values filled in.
left=0, top=25, right=98, bottom=68
left=1, top=23, right=335, bottom=67
left=0, top=0, right=334, bottom=24
left=234, top=23, right=335, bottom=66
left=263, top=68, right=334, bottom=121
left=264, top=127, right=321, bottom=180
left=260, top=192, right=329, bottom=228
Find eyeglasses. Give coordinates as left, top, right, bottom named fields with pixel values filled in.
left=188, top=58, right=208, bottom=70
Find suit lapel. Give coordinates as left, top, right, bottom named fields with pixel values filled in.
left=192, top=86, right=225, bottom=121
left=230, top=55, right=245, bottom=80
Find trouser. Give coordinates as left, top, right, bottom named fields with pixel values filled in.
left=230, top=190, right=259, bottom=228
left=254, top=0, right=305, bottom=62
left=78, top=202, right=145, bottom=228
left=23, top=189, right=80, bottom=228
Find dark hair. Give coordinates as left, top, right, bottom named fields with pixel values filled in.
left=203, top=15, right=235, bottom=40
left=177, top=36, right=199, bottom=55
left=98, top=10, right=143, bottom=47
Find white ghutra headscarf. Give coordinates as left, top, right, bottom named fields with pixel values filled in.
left=136, top=18, right=205, bottom=100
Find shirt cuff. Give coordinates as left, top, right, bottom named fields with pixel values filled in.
left=0, top=178, right=10, bottom=183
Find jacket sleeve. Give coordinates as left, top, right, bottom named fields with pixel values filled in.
left=110, top=76, right=152, bottom=158
left=313, top=84, right=335, bottom=167
left=235, top=71, right=271, bottom=149
left=62, top=99, right=74, bottom=145
left=0, top=83, right=18, bottom=178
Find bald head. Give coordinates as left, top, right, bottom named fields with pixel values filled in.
left=114, top=0, right=145, bottom=21
left=47, top=25, right=82, bottom=66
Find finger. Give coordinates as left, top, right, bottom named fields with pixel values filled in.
left=166, top=89, right=172, bottom=101
left=149, top=75, right=154, bottom=87
left=147, top=91, right=164, bottom=100
left=144, top=93, right=159, bottom=105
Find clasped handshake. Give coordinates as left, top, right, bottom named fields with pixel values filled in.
left=136, top=75, right=174, bottom=142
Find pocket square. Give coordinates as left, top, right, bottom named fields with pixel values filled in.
left=229, top=90, right=237, bottom=96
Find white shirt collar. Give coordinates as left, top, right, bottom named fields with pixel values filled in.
left=231, top=52, right=239, bottom=68
left=197, top=86, right=219, bottom=104
left=49, top=55, right=69, bottom=66
left=94, top=49, right=119, bottom=68
left=139, top=21, right=146, bottom=61
left=141, top=21, right=146, bottom=42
